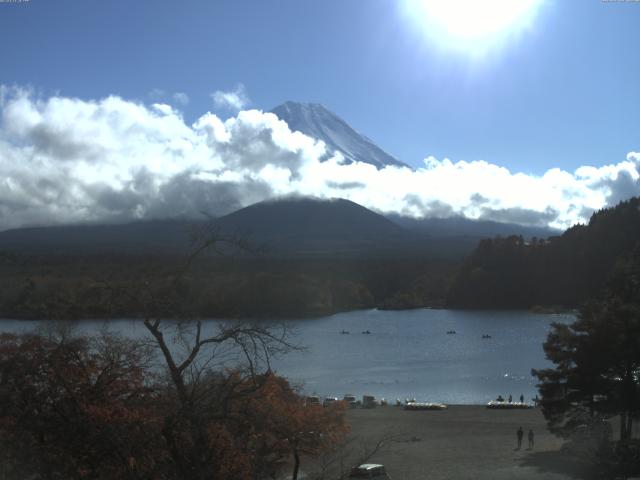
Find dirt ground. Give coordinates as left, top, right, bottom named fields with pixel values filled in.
left=300, top=405, right=593, bottom=480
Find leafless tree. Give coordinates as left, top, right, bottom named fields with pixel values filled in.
left=113, top=224, right=300, bottom=479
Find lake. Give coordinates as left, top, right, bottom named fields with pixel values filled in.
left=0, top=308, right=574, bottom=405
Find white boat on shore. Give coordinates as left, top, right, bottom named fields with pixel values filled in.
left=486, top=401, right=532, bottom=409
left=404, top=402, right=448, bottom=411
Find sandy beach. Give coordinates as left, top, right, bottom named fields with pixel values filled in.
left=302, top=405, right=590, bottom=480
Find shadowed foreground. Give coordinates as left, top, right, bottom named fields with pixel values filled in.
left=303, top=406, right=592, bottom=480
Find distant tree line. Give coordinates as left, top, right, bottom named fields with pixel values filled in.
left=0, top=254, right=455, bottom=320
left=447, top=197, right=640, bottom=309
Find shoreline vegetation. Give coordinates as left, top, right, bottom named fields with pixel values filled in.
left=528, top=305, right=578, bottom=315
left=0, top=305, right=579, bottom=322
left=0, top=253, right=455, bottom=321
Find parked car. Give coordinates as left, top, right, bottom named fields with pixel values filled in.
left=349, top=463, right=390, bottom=479
left=306, top=395, right=321, bottom=406
left=343, top=394, right=358, bottom=408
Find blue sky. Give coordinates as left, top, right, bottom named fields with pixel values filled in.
left=1, top=0, right=638, bottom=173
left=0, top=0, right=639, bottom=230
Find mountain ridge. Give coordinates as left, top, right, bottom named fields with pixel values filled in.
left=0, top=196, right=560, bottom=258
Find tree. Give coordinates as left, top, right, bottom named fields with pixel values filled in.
left=0, top=330, right=163, bottom=480
left=238, top=373, right=349, bottom=480
left=0, top=227, right=350, bottom=479
left=130, top=229, right=304, bottom=479
left=533, top=246, right=640, bottom=443
left=0, top=328, right=349, bottom=480
left=448, top=197, right=640, bottom=310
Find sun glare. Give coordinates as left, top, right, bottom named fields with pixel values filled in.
left=406, top=0, right=543, bottom=54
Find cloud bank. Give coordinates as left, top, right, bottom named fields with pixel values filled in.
left=0, top=86, right=638, bottom=232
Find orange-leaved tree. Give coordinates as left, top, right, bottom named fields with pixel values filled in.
left=229, top=372, right=350, bottom=480
left=0, top=331, right=350, bottom=480
left=0, top=331, right=165, bottom=480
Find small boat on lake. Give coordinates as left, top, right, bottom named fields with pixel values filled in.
left=340, top=330, right=350, bottom=334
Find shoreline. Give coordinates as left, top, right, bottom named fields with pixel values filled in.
left=0, top=305, right=579, bottom=322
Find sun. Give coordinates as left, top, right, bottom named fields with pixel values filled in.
left=405, top=0, right=544, bottom=54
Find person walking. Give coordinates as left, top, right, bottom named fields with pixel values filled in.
left=516, top=426, right=524, bottom=449
left=519, top=394, right=524, bottom=403
left=508, top=394, right=512, bottom=403
left=528, top=429, right=534, bottom=449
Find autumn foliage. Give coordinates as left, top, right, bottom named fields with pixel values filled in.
left=236, top=373, right=349, bottom=479
left=0, top=330, right=348, bottom=480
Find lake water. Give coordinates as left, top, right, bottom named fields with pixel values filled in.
left=0, top=308, right=574, bottom=405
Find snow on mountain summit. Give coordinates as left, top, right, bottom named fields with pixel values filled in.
left=270, top=101, right=408, bottom=169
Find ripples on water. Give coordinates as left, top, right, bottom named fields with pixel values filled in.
left=272, top=308, right=574, bottom=404
left=0, top=308, right=574, bottom=405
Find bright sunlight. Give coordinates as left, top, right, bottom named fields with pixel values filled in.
left=405, top=0, right=544, bottom=54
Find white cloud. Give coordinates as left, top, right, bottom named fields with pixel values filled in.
left=0, top=85, right=639, bottom=232
left=211, top=83, right=250, bottom=111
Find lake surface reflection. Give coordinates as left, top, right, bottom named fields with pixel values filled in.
left=0, top=308, right=574, bottom=405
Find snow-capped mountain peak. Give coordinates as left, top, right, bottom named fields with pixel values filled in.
left=270, top=101, right=408, bottom=169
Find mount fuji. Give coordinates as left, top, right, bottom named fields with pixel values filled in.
left=271, top=101, right=408, bottom=169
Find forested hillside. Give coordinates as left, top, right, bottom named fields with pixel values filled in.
left=0, top=253, right=456, bottom=320
left=447, top=197, right=640, bottom=309
left=4, top=197, right=639, bottom=319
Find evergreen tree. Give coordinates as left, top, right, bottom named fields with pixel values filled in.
left=533, top=246, right=640, bottom=442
